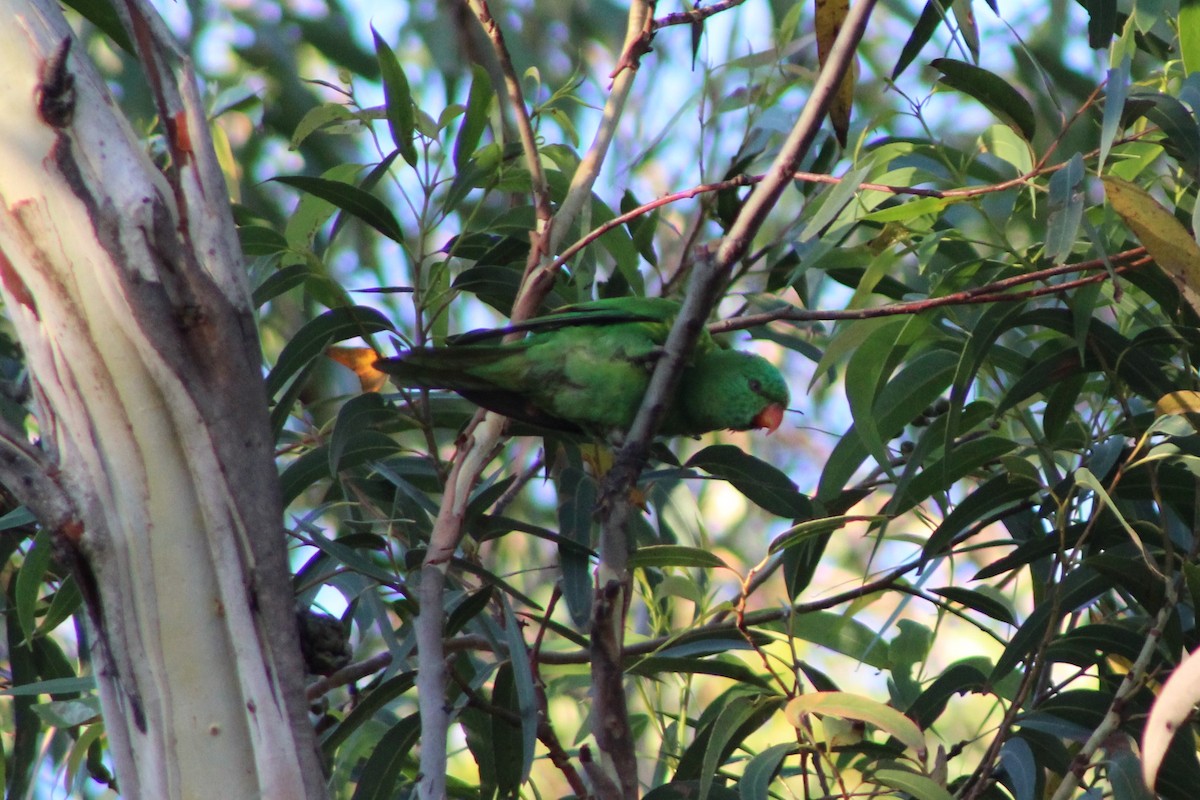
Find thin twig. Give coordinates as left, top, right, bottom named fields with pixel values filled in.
left=708, top=250, right=1151, bottom=332
left=465, top=0, right=552, bottom=229
left=652, top=0, right=747, bottom=31
left=513, top=0, right=657, bottom=320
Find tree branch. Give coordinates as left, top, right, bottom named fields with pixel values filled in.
left=707, top=249, right=1151, bottom=332
left=588, top=3, right=879, bottom=792
left=512, top=0, right=657, bottom=320
left=415, top=4, right=658, bottom=796
left=0, top=416, right=76, bottom=534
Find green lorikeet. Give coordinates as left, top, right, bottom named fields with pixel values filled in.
left=374, top=297, right=789, bottom=437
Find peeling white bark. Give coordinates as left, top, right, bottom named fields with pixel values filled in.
left=0, top=3, right=326, bottom=797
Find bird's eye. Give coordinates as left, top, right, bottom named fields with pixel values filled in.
left=748, top=379, right=761, bottom=392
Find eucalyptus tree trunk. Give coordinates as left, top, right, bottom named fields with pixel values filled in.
left=0, top=2, right=326, bottom=797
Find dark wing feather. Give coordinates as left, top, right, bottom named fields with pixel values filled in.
left=449, top=297, right=679, bottom=344
left=374, top=346, right=585, bottom=432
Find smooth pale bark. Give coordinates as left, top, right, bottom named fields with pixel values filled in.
left=0, top=2, right=326, bottom=797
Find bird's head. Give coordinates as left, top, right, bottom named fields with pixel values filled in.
left=677, top=350, right=790, bottom=435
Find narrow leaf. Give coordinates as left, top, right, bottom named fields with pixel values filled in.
left=629, top=545, right=728, bottom=570
left=1143, top=643, right=1200, bottom=789
left=628, top=656, right=771, bottom=687
left=785, top=692, right=926, bottom=754
left=893, top=0, right=948, bottom=79
left=556, top=465, right=595, bottom=627
left=1184, top=0, right=1200, bottom=76
left=349, top=713, right=420, bottom=800
left=372, top=27, right=418, bottom=167
left=998, top=736, right=1038, bottom=800
left=738, top=743, right=791, bottom=800
left=950, top=0, right=979, bottom=57
left=0, top=676, right=96, bottom=697
left=770, top=515, right=888, bottom=554
left=15, top=530, right=54, bottom=645
left=873, top=769, right=953, bottom=800
left=501, top=598, right=538, bottom=783
left=686, top=445, right=812, bottom=518
left=455, top=65, right=493, bottom=169
left=930, top=586, right=1015, bottom=624
left=1103, top=176, right=1200, bottom=316
left=1110, top=749, right=1155, bottom=800
left=273, top=175, right=404, bottom=243
left=1044, top=153, right=1085, bottom=264
left=700, top=700, right=769, bottom=800
left=815, top=0, right=856, bottom=145
left=931, top=58, right=1036, bottom=141
left=1100, top=59, right=1129, bottom=169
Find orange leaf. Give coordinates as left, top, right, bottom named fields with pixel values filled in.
left=328, top=346, right=389, bottom=393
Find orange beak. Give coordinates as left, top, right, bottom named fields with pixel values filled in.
left=752, top=403, right=785, bottom=433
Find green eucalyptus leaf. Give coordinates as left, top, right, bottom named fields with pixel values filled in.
left=931, top=58, right=1036, bottom=140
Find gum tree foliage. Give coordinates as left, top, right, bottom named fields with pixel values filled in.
left=5, top=0, right=1200, bottom=799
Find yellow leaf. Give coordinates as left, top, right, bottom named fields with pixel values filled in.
left=327, top=346, right=389, bottom=393
left=815, top=0, right=856, bottom=145
left=1156, top=390, right=1200, bottom=417
left=1103, top=176, right=1200, bottom=316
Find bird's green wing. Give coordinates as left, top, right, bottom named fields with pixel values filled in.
left=376, top=321, right=667, bottom=433
left=449, top=296, right=682, bottom=344
left=375, top=342, right=590, bottom=432
left=375, top=296, right=757, bottom=435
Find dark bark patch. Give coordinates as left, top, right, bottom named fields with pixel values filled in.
left=37, top=38, right=75, bottom=129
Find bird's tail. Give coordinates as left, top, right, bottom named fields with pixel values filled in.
left=373, top=346, right=517, bottom=393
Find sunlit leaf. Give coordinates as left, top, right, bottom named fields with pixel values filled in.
left=785, top=692, right=926, bottom=753
left=1157, top=390, right=1200, bottom=416
left=769, top=515, right=887, bottom=554
left=1105, top=176, right=1200, bottom=317
left=455, top=65, right=494, bottom=168
left=872, top=768, right=953, bottom=800
left=1143, top=643, right=1200, bottom=789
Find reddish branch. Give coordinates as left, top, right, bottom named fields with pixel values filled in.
left=652, top=0, right=748, bottom=31
left=708, top=249, right=1153, bottom=332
